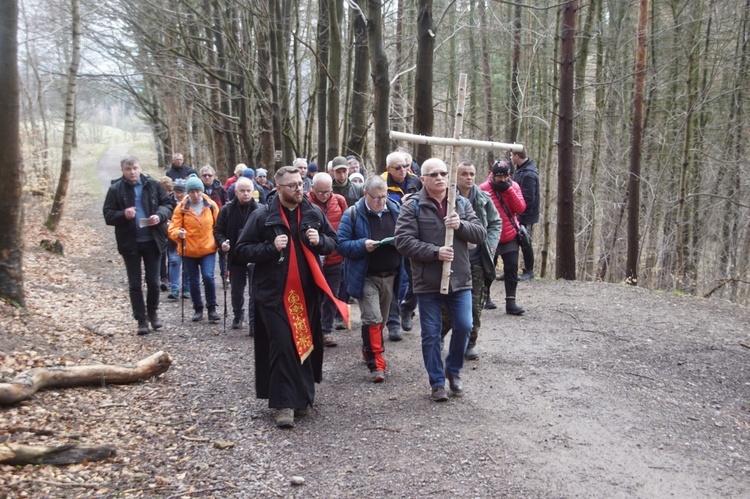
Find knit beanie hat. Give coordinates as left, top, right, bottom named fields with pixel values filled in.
left=256, top=168, right=268, bottom=177
left=308, top=163, right=319, bottom=173
left=492, top=160, right=511, bottom=177
left=173, top=178, right=187, bottom=192
left=185, top=174, right=204, bottom=192
left=241, top=168, right=256, bottom=179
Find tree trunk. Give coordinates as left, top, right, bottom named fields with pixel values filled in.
left=508, top=0, right=522, bottom=145
left=346, top=9, right=369, bottom=159
left=413, top=0, right=435, bottom=165
left=479, top=0, right=495, bottom=168
left=45, top=0, right=81, bottom=231
left=0, top=0, right=25, bottom=307
left=256, top=5, right=275, bottom=170
left=367, top=0, right=390, bottom=172
left=556, top=0, right=579, bottom=280
left=316, top=0, right=329, bottom=164
left=326, top=0, right=342, bottom=161
left=0, top=351, right=173, bottom=406
left=626, top=0, right=649, bottom=284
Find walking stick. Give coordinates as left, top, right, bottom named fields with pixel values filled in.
left=181, top=237, right=186, bottom=323
left=223, top=267, right=228, bottom=334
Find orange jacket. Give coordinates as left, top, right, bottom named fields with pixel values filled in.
left=168, top=194, right=219, bottom=258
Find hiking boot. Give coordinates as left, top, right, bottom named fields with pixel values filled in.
left=182, top=291, right=191, bottom=300
left=371, top=370, right=386, bottom=383
left=518, top=270, right=535, bottom=281
left=160, top=278, right=169, bottom=291
left=192, top=308, right=204, bottom=322
left=324, top=334, right=337, bottom=347
left=275, top=408, right=295, bottom=428
left=207, top=306, right=220, bottom=323
left=446, top=373, right=463, bottom=396
left=147, top=310, right=163, bottom=330
left=464, top=346, right=479, bottom=361
left=232, top=317, right=243, bottom=329
left=431, top=385, right=449, bottom=402
left=137, top=318, right=150, bottom=335
left=167, top=292, right=179, bottom=300
left=506, top=298, right=525, bottom=316
left=484, top=297, right=498, bottom=310
left=334, top=318, right=347, bottom=330
left=400, top=310, right=413, bottom=331
left=388, top=328, right=403, bottom=342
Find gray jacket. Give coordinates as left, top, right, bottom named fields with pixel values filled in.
left=394, top=189, right=486, bottom=294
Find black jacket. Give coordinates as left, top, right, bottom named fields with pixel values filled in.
left=103, top=174, right=173, bottom=254
left=233, top=197, right=337, bottom=305
left=165, top=164, right=198, bottom=181
left=513, top=158, right=540, bottom=225
left=214, top=197, right=260, bottom=267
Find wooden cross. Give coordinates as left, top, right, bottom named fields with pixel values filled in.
left=390, top=73, right=524, bottom=294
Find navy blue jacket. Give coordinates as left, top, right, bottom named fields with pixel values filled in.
left=513, top=158, right=540, bottom=225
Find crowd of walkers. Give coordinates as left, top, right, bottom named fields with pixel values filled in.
left=103, top=148, right=540, bottom=428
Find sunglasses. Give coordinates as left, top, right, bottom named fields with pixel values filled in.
left=426, top=171, right=448, bottom=178
left=201, top=173, right=214, bottom=178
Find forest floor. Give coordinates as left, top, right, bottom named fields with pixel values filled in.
left=1, top=144, right=749, bottom=498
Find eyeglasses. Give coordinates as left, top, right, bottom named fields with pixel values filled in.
left=389, top=165, right=404, bottom=171
left=278, top=182, right=304, bottom=190
left=201, top=173, right=214, bottom=178
left=366, top=193, right=388, bottom=202
left=315, top=189, right=332, bottom=195
left=425, top=171, right=448, bottom=178
left=494, top=173, right=509, bottom=178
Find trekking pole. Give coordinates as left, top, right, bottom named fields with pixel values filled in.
left=223, top=251, right=229, bottom=334
left=181, top=237, right=186, bottom=323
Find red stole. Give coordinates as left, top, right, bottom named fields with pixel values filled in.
left=279, top=202, right=350, bottom=363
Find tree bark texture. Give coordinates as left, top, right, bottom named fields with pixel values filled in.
left=367, top=0, right=390, bottom=171
left=556, top=0, right=579, bottom=280
left=0, top=351, right=173, bottom=406
left=508, top=0, right=522, bottom=145
left=255, top=4, right=275, bottom=170
left=0, top=0, right=25, bottom=307
left=45, top=0, right=80, bottom=231
left=326, top=0, right=342, bottom=162
left=413, top=0, right=435, bottom=165
left=346, top=10, right=369, bottom=159
left=316, top=0, right=329, bottom=165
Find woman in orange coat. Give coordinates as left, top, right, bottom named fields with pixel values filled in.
left=168, top=174, right=221, bottom=322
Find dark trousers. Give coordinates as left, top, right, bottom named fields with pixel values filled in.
left=230, top=262, right=254, bottom=323
left=500, top=249, right=520, bottom=298
left=322, top=263, right=343, bottom=334
left=121, top=240, right=162, bottom=320
left=520, top=224, right=535, bottom=272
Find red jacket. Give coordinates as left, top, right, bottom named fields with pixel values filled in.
left=480, top=179, right=526, bottom=244
left=307, top=191, right=347, bottom=266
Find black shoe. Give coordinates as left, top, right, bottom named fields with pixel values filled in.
left=484, top=298, right=497, bottom=310
left=167, top=292, right=179, bottom=300
left=232, top=317, right=243, bottom=329
left=400, top=310, right=413, bottom=331
left=137, top=318, right=150, bottom=335
left=192, top=309, right=204, bottom=322
left=518, top=270, right=535, bottom=281
left=160, top=279, right=169, bottom=292
left=207, top=306, right=220, bottom=323
left=147, top=310, right=163, bottom=330
left=506, top=299, right=525, bottom=315
left=431, top=385, right=449, bottom=402
left=388, top=328, right=403, bottom=341
left=446, top=373, right=463, bottom=395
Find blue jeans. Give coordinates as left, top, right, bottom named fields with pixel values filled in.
left=184, top=252, right=217, bottom=309
left=417, top=289, right=472, bottom=388
left=168, top=247, right=190, bottom=294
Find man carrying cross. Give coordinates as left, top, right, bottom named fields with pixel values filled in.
left=394, top=158, right=486, bottom=402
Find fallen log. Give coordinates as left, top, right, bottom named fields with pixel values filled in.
left=0, top=351, right=172, bottom=405
left=0, top=442, right=116, bottom=465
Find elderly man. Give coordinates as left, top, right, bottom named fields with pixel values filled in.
left=394, top=158, right=486, bottom=402
left=307, top=172, right=349, bottom=346
left=293, top=158, right=312, bottom=194
left=215, top=177, right=261, bottom=333
left=234, top=166, right=343, bottom=429
left=331, top=156, right=364, bottom=208
left=337, top=175, right=402, bottom=383
left=104, top=156, right=173, bottom=335
left=166, top=153, right=197, bottom=181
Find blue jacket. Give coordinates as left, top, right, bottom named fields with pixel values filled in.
left=337, top=197, right=403, bottom=299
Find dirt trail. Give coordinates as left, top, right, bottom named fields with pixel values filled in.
left=3, top=145, right=749, bottom=497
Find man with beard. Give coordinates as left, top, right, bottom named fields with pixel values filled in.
left=234, top=166, right=346, bottom=429
left=394, top=158, right=486, bottom=402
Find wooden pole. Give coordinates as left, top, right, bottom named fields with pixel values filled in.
left=440, top=73, right=468, bottom=294
left=389, top=131, right=524, bottom=153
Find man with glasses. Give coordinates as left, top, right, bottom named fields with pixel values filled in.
left=307, top=172, right=349, bottom=347
left=381, top=151, right=422, bottom=204
left=200, top=165, right=228, bottom=283
left=337, top=175, right=403, bottom=383
left=166, top=153, right=197, bottom=181
left=394, top=158, right=486, bottom=402
left=293, top=158, right=312, bottom=194
left=234, top=166, right=342, bottom=429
